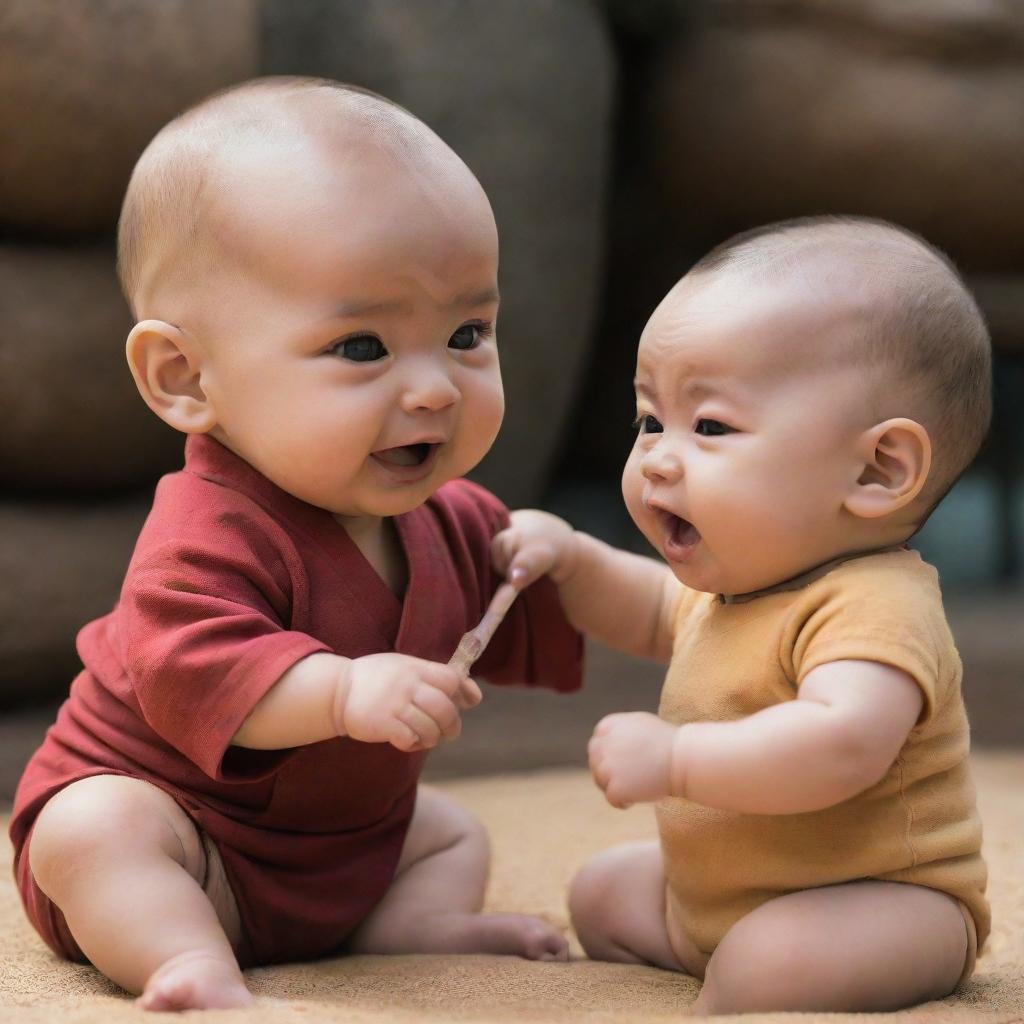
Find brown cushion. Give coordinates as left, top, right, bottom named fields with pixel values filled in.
left=0, top=0, right=258, bottom=234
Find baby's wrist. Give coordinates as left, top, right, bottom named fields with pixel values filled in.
left=668, top=724, right=695, bottom=799
left=550, top=528, right=587, bottom=587
left=332, top=658, right=354, bottom=737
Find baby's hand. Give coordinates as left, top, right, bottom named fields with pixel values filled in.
left=588, top=712, right=677, bottom=809
left=491, top=509, right=578, bottom=589
left=338, top=653, right=482, bottom=753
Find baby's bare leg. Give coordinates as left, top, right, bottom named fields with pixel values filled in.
left=694, top=880, right=969, bottom=1015
left=348, top=786, right=567, bottom=960
left=569, top=841, right=707, bottom=976
left=28, top=775, right=251, bottom=1011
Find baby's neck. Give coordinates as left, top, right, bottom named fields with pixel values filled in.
left=338, top=515, right=408, bottom=597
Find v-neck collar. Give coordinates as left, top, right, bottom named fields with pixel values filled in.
left=181, top=433, right=428, bottom=649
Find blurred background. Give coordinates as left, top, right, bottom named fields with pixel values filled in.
left=1, top=0, right=1022, bottom=804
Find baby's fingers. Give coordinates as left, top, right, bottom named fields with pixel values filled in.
left=413, top=685, right=462, bottom=742
left=588, top=737, right=609, bottom=787
left=453, top=676, right=482, bottom=710
left=389, top=719, right=431, bottom=753
left=491, top=532, right=553, bottom=590
left=506, top=545, right=557, bottom=590
left=603, top=784, right=632, bottom=811
left=418, top=660, right=473, bottom=701
left=394, top=705, right=443, bottom=751
left=589, top=752, right=626, bottom=809
left=490, top=529, right=518, bottom=576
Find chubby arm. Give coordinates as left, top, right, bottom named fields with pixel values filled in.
left=590, top=660, right=923, bottom=813
left=559, top=532, right=681, bottom=662
left=672, top=660, right=923, bottom=813
left=231, top=651, right=480, bottom=752
left=492, top=510, right=681, bottom=662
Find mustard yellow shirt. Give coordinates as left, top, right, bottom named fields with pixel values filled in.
left=657, top=547, right=989, bottom=956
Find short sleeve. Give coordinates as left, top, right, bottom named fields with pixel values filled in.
left=438, top=480, right=584, bottom=693
left=781, top=555, right=951, bottom=727
left=119, top=505, right=330, bottom=780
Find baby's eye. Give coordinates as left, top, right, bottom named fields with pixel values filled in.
left=633, top=414, right=663, bottom=434
left=695, top=418, right=732, bottom=436
left=333, top=335, right=387, bottom=362
left=448, top=321, right=492, bottom=351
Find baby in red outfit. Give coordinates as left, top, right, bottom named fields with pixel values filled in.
left=11, top=77, right=582, bottom=1011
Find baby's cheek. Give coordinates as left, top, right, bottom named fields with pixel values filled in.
left=622, top=486, right=648, bottom=538
left=464, top=378, right=503, bottom=447
left=695, top=463, right=748, bottom=521
left=620, top=456, right=643, bottom=510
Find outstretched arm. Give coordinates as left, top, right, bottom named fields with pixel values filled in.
left=492, top=510, right=681, bottom=663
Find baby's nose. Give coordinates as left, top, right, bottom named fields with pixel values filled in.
left=401, top=363, right=459, bottom=413
left=641, top=444, right=683, bottom=482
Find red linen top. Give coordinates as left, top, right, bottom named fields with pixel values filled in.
left=10, top=434, right=582, bottom=965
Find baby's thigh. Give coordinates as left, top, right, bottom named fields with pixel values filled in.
left=699, top=880, right=969, bottom=1015
left=28, top=775, right=244, bottom=956
left=569, top=840, right=706, bottom=975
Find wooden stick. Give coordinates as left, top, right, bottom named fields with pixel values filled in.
left=448, top=582, right=519, bottom=677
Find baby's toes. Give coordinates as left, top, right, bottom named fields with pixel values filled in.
left=518, top=916, right=570, bottom=962
left=136, top=950, right=251, bottom=1012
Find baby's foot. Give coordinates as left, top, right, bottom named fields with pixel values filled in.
left=433, top=911, right=570, bottom=961
left=136, top=950, right=253, bottom=1012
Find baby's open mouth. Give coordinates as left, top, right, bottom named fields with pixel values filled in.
left=373, top=442, right=436, bottom=468
left=658, top=510, right=701, bottom=561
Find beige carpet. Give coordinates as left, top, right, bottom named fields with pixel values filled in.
left=1, top=754, right=1021, bottom=1023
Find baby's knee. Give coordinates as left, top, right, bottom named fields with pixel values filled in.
left=695, top=912, right=812, bottom=1015
left=409, top=787, right=490, bottom=862
left=568, top=865, right=611, bottom=957
left=697, top=939, right=786, bottom=1014
left=568, top=851, right=612, bottom=929
left=29, top=776, right=191, bottom=895
left=432, top=789, right=487, bottom=847
left=568, top=844, right=646, bottom=954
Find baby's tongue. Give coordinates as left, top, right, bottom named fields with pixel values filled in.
left=376, top=445, right=420, bottom=467
left=672, top=516, right=699, bottom=545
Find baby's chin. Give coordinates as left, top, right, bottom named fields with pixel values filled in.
left=326, top=470, right=469, bottom=521
left=665, top=561, right=720, bottom=595
left=696, top=556, right=838, bottom=600
left=327, top=490, right=436, bottom=522
left=659, top=548, right=752, bottom=597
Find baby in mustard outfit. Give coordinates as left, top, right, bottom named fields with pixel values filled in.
left=494, top=217, right=990, bottom=1014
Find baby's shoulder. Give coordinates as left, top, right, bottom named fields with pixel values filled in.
left=784, top=546, right=950, bottom=650
left=151, top=467, right=277, bottom=533
left=781, top=549, right=960, bottom=719
left=131, top=468, right=296, bottom=577
left=808, top=547, right=940, bottom=607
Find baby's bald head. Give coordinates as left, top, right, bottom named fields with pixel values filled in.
left=686, top=216, right=992, bottom=515
left=117, top=77, right=488, bottom=321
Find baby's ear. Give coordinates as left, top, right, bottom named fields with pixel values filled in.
left=844, top=418, right=932, bottom=520
left=126, top=320, right=217, bottom=434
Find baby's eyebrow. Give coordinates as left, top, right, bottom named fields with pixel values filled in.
left=633, top=378, right=721, bottom=400
left=456, top=286, right=501, bottom=307
left=332, top=298, right=410, bottom=318
left=331, top=286, right=500, bottom=320
left=686, top=380, right=718, bottom=400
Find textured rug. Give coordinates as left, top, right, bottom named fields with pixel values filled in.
left=2, top=754, right=1021, bottom=1023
